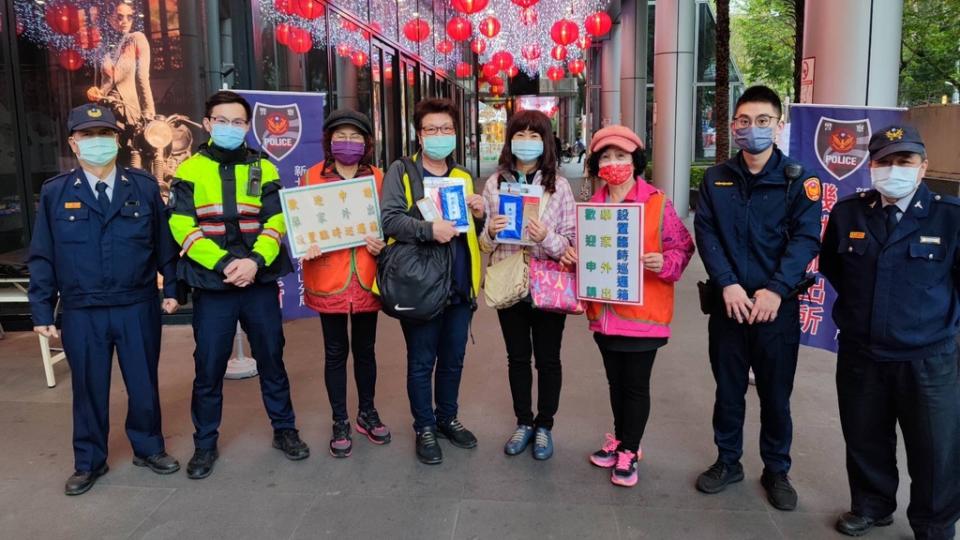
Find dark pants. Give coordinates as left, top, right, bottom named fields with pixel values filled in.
left=598, top=346, right=656, bottom=453
left=61, top=300, right=165, bottom=472
left=708, top=298, right=800, bottom=473
left=319, top=312, right=379, bottom=422
left=496, top=302, right=566, bottom=429
left=400, top=302, right=473, bottom=432
left=837, top=341, right=960, bottom=540
left=191, top=283, right=296, bottom=449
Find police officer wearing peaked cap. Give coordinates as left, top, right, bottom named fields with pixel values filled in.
left=693, top=86, right=822, bottom=510
left=821, top=125, right=960, bottom=539
left=28, top=103, right=182, bottom=496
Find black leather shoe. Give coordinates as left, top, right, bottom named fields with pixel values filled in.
left=133, top=452, right=180, bottom=475
left=416, top=427, right=443, bottom=465
left=65, top=464, right=109, bottom=496
left=186, top=448, right=218, bottom=480
left=835, top=512, right=894, bottom=537
left=273, top=428, right=310, bottom=461
left=695, top=460, right=744, bottom=494
left=761, top=469, right=798, bottom=511
left=436, top=418, right=478, bottom=449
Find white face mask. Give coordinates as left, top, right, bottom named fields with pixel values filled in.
left=871, top=165, right=920, bottom=200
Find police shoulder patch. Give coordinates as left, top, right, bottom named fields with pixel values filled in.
left=803, top=177, right=821, bottom=202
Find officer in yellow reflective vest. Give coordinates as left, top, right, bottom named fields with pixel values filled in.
left=169, top=91, right=309, bottom=479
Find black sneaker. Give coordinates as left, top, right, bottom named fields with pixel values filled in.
left=356, top=409, right=391, bottom=445
left=695, top=460, right=744, bottom=494
left=273, top=428, right=310, bottom=461
left=835, top=512, right=894, bottom=537
left=186, top=448, right=218, bottom=480
left=64, top=464, right=109, bottom=496
left=436, top=417, right=478, bottom=449
left=761, top=469, right=798, bottom=511
left=329, top=420, right=353, bottom=458
left=416, top=427, right=443, bottom=465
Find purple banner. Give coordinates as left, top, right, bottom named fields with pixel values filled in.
left=788, top=104, right=905, bottom=352
left=235, top=90, right=326, bottom=321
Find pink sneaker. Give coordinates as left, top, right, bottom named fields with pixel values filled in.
left=611, top=450, right=639, bottom=487
left=589, top=433, right=620, bottom=468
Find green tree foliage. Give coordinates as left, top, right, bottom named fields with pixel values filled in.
left=899, top=0, right=960, bottom=105
left=730, top=0, right=796, bottom=98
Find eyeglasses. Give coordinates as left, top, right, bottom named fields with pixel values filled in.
left=209, top=116, right=248, bottom=128
left=733, top=115, right=779, bottom=129
left=422, top=126, right=456, bottom=136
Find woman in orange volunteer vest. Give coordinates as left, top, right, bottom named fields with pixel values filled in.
left=301, top=110, right=390, bottom=458
left=560, top=125, right=695, bottom=488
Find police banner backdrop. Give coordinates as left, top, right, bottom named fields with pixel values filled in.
left=235, top=90, right=325, bottom=321
left=788, top=104, right=905, bottom=352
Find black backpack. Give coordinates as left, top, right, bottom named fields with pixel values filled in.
left=377, top=158, right=452, bottom=322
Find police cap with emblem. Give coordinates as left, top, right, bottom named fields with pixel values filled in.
left=67, top=104, right=120, bottom=134
left=868, top=125, right=926, bottom=162
left=324, top=109, right=372, bottom=136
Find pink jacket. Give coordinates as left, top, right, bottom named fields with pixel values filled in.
left=588, top=178, right=695, bottom=338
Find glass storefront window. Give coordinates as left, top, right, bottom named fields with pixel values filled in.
left=695, top=85, right=717, bottom=161
left=370, top=0, right=399, bottom=42
left=329, top=0, right=368, bottom=22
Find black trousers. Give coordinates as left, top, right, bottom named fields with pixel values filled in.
left=708, top=299, right=800, bottom=473
left=496, top=302, right=566, bottom=430
left=319, top=312, right=379, bottom=422
left=597, top=346, right=656, bottom=453
left=837, top=340, right=960, bottom=540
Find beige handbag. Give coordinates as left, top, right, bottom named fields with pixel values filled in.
left=483, top=250, right=530, bottom=309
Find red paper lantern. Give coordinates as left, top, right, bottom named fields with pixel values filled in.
left=275, top=0, right=299, bottom=16
left=455, top=62, right=472, bottom=78
left=550, top=45, right=567, bottom=62
left=446, top=16, right=472, bottom=42
left=511, top=0, right=539, bottom=7
left=402, top=18, right=430, bottom=42
left=488, top=75, right=504, bottom=87
left=336, top=42, right=352, bottom=57
left=436, top=39, right=455, bottom=55
left=521, top=43, right=541, bottom=61
left=384, top=65, right=393, bottom=80
left=584, top=11, right=612, bottom=36
left=546, top=66, right=564, bottom=81
left=567, top=59, right=585, bottom=75
left=351, top=50, right=368, bottom=67
left=491, top=51, right=514, bottom=71
left=481, top=62, right=499, bottom=80
left=276, top=24, right=292, bottom=45
left=519, top=8, right=538, bottom=26
left=297, top=0, right=325, bottom=20
left=478, top=17, right=500, bottom=39
left=550, top=19, right=579, bottom=46
left=287, top=27, right=313, bottom=53
left=45, top=3, right=82, bottom=35
left=58, top=49, right=84, bottom=71
left=506, top=65, right=519, bottom=78
left=576, top=35, right=591, bottom=49
left=77, top=26, right=101, bottom=50
left=471, top=39, right=487, bottom=55
left=452, top=0, right=489, bottom=15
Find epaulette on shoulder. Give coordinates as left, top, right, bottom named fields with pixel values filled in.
left=931, top=192, right=960, bottom=206
left=41, top=169, right=75, bottom=186
left=836, top=190, right=874, bottom=206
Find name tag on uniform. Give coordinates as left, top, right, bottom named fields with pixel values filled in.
left=64, top=202, right=82, bottom=209
left=714, top=181, right=734, bottom=187
left=848, top=231, right=866, bottom=239
left=124, top=200, right=140, bottom=206
left=920, top=236, right=941, bottom=245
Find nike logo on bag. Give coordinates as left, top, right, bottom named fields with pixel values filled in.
left=394, top=305, right=415, bottom=311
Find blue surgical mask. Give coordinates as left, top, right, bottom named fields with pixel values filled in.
left=422, top=135, right=457, bottom=160
left=211, top=124, right=248, bottom=150
left=734, top=126, right=774, bottom=154
left=511, top=139, right=544, bottom=163
left=871, top=165, right=920, bottom=200
left=75, top=137, right=119, bottom=166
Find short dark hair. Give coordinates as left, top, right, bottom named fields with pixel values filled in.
left=496, top=110, right=558, bottom=193
left=735, top=85, right=782, bottom=118
left=586, top=145, right=648, bottom=180
left=414, top=98, right=459, bottom=131
left=205, top=91, right=252, bottom=121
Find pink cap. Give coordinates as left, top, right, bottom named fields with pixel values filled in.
left=588, top=125, right=645, bottom=154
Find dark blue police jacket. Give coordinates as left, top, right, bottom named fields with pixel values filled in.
left=694, top=147, right=822, bottom=298
left=820, top=184, right=960, bottom=360
left=27, top=167, right=179, bottom=326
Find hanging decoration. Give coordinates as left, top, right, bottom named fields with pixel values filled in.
left=58, top=48, right=84, bottom=71
left=478, top=16, right=501, bottom=39
left=287, top=26, right=313, bottom=53
left=446, top=16, right=472, bottom=41
left=576, top=35, right=591, bottom=49
left=521, top=43, right=541, bottom=61
left=456, top=62, right=473, bottom=78
left=436, top=39, right=455, bottom=55
left=506, top=65, right=520, bottom=78
left=550, top=19, right=578, bottom=46
left=511, top=0, right=540, bottom=7
left=471, top=39, right=487, bottom=55
left=546, top=65, right=564, bottom=81
left=519, top=8, right=538, bottom=26
left=452, top=0, right=490, bottom=15
left=350, top=49, right=368, bottom=67
left=481, top=62, right=499, bottom=80
left=491, top=51, right=514, bottom=72
left=402, top=18, right=430, bottom=43
left=45, top=3, right=82, bottom=35
left=584, top=11, right=611, bottom=36
left=567, top=58, right=585, bottom=75
left=296, top=0, right=325, bottom=20
left=550, top=44, right=567, bottom=62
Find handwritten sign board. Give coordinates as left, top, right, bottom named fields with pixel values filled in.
left=280, top=175, right=382, bottom=258
left=576, top=203, right=644, bottom=305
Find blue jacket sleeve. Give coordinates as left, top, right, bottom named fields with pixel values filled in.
left=694, top=174, right=738, bottom=287
left=765, top=176, right=823, bottom=297
left=152, top=185, right=179, bottom=299
left=27, top=184, right=58, bottom=326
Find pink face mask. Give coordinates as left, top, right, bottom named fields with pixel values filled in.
left=598, top=163, right=634, bottom=186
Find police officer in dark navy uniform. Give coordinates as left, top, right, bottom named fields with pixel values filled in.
left=28, top=104, right=181, bottom=496
left=694, top=86, right=822, bottom=511
left=821, top=125, right=960, bottom=539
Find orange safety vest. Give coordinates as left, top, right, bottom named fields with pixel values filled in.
left=300, top=163, right=384, bottom=296
left=586, top=193, right=675, bottom=327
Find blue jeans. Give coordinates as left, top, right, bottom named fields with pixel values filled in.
left=400, top=302, right=473, bottom=431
